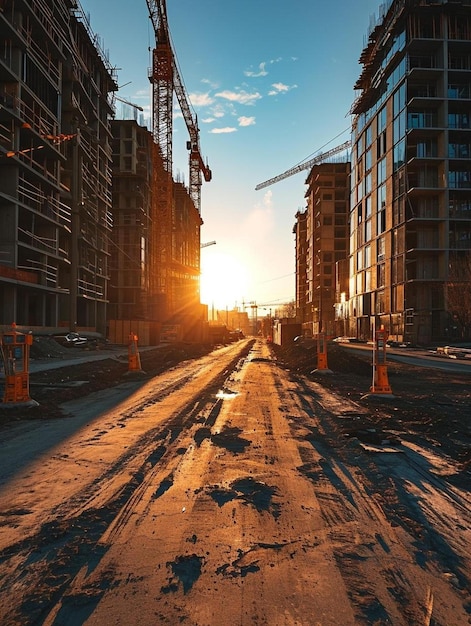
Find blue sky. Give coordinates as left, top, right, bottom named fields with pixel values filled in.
left=80, top=0, right=383, bottom=312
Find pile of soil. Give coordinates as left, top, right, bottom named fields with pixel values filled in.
left=273, top=342, right=471, bottom=474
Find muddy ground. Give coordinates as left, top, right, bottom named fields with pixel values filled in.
left=273, top=342, right=471, bottom=478
left=1, top=338, right=470, bottom=478
left=0, top=337, right=470, bottom=625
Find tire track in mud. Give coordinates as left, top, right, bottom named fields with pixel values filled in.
left=279, top=366, right=471, bottom=626
left=0, top=342, right=255, bottom=626
left=135, top=343, right=339, bottom=625
left=2, top=341, right=470, bottom=625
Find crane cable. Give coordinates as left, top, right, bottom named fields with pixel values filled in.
left=289, top=127, right=350, bottom=170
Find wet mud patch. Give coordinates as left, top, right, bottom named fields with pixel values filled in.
left=207, top=477, right=281, bottom=518
left=194, top=426, right=212, bottom=447
left=194, top=425, right=251, bottom=452
left=152, top=474, right=174, bottom=500
left=216, top=546, right=262, bottom=578
left=216, top=541, right=291, bottom=579
left=161, top=554, right=204, bottom=594
left=216, top=561, right=260, bottom=578
left=343, top=426, right=402, bottom=447
left=211, top=426, right=251, bottom=453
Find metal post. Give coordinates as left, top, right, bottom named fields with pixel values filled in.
left=70, top=127, right=82, bottom=332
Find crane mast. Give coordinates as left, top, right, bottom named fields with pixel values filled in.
left=255, top=140, right=351, bottom=191
left=146, top=0, right=211, bottom=212
left=147, top=0, right=173, bottom=173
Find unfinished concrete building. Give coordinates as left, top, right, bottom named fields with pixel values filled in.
left=302, top=161, right=351, bottom=337
left=293, top=210, right=309, bottom=326
left=109, top=120, right=205, bottom=343
left=350, top=0, right=471, bottom=344
left=109, top=120, right=153, bottom=323
left=167, top=180, right=206, bottom=340
left=0, top=0, right=117, bottom=335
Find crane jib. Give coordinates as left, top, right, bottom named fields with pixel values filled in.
left=255, top=140, right=351, bottom=191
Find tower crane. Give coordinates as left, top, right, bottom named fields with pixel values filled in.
left=255, top=140, right=351, bottom=191
left=114, top=96, right=144, bottom=112
left=114, top=96, right=144, bottom=121
left=146, top=0, right=211, bottom=213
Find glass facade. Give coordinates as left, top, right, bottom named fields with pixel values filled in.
left=350, top=0, right=471, bottom=343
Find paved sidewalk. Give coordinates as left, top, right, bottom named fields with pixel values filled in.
left=2, top=345, right=162, bottom=377
left=28, top=349, right=127, bottom=374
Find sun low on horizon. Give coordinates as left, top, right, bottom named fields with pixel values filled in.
left=200, top=250, right=249, bottom=311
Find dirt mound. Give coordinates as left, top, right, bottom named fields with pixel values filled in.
left=30, top=337, right=70, bottom=359
left=273, top=342, right=372, bottom=377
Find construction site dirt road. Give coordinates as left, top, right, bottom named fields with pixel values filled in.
left=0, top=339, right=470, bottom=625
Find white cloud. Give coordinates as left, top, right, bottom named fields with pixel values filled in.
left=212, top=105, right=226, bottom=118
left=244, top=62, right=268, bottom=78
left=238, top=116, right=255, bottom=127
left=215, top=90, right=262, bottom=105
left=134, top=88, right=150, bottom=98
left=268, top=82, right=297, bottom=96
left=189, top=92, right=214, bottom=106
left=201, top=78, right=219, bottom=89
left=272, top=82, right=290, bottom=92
left=209, top=127, right=237, bottom=134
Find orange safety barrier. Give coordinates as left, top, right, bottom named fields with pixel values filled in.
left=314, top=333, right=332, bottom=374
left=1, top=322, right=37, bottom=406
left=370, top=327, right=394, bottom=397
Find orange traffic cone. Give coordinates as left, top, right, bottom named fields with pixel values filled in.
left=126, top=333, right=145, bottom=375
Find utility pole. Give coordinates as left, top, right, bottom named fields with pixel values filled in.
left=251, top=303, right=258, bottom=336
left=70, top=126, right=82, bottom=332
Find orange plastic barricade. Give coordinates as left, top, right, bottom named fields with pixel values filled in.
left=314, top=332, right=332, bottom=374
left=369, top=327, right=394, bottom=397
left=1, top=323, right=38, bottom=406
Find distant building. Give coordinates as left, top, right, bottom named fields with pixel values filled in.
left=170, top=181, right=203, bottom=323
left=297, top=161, right=350, bottom=337
left=293, top=210, right=309, bottom=326
left=213, top=307, right=250, bottom=336
left=350, top=0, right=471, bottom=344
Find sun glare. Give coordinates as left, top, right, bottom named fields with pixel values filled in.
left=200, top=251, right=248, bottom=310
